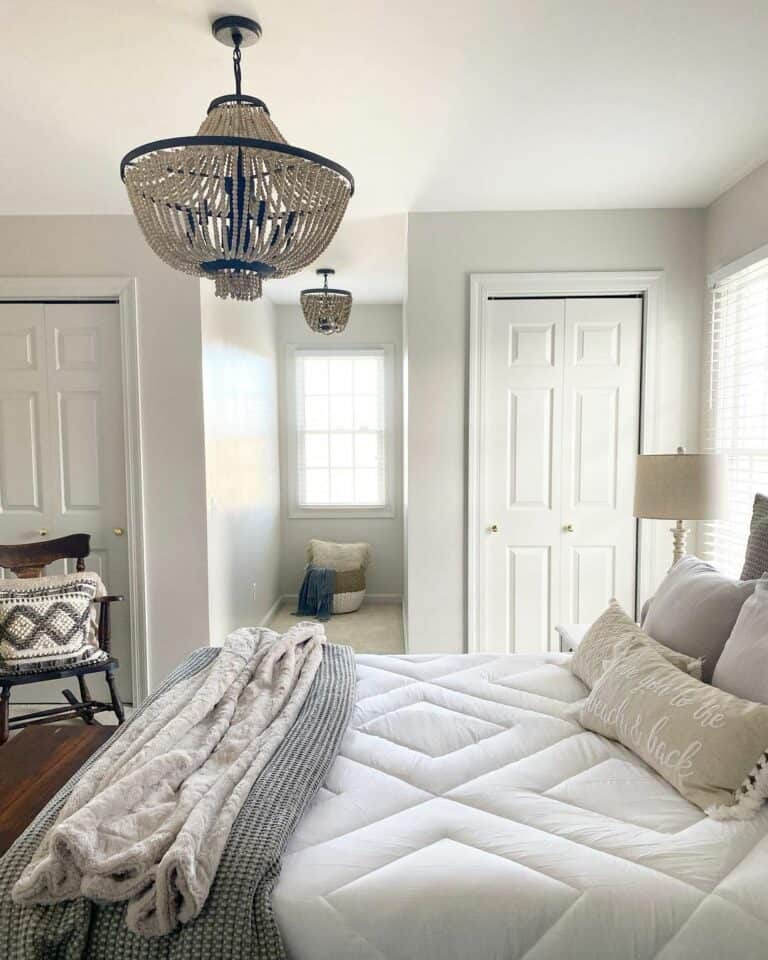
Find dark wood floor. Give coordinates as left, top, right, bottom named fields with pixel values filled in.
left=0, top=724, right=114, bottom=855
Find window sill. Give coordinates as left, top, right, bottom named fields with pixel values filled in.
left=288, top=505, right=395, bottom=520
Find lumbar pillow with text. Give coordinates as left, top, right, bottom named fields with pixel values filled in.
left=642, top=556, right=758, bottom=682
left=0, top=572, right=106, bottom=673
left=571, top=600, right=702, bottom=690
left=580, top=639, right=768, bottom=817
left=713, top=574, right=768, bottom=704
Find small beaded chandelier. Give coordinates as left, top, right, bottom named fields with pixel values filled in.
left=301, top=268, right=352, bottom=335
left=120, top=16, right=354, bottom=301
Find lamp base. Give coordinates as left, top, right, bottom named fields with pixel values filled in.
left=670, top=519, right=689, bottom=566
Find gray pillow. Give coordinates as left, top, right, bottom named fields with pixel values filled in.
left=643, top=555, right=757, bottom=682
left=713, top=574, right=768, bottom=704
left=741, top=493, right=768, bottom=580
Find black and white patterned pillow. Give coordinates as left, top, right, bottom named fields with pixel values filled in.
left=0, top=572, right=107, bottom=674
left=741, top=493, right=768, bottom=581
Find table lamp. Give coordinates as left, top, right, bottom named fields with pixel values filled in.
left=634, top=447, right=727, bottom=566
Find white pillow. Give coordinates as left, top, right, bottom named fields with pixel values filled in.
left=713, top=574, right=768, bottom=704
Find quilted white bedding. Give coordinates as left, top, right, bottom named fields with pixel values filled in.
left=273, top=652, right=768, bottom=960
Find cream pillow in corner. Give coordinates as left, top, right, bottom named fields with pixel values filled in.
left=571, top=600, right=702, bottom=690
left=580, top=640, right=768, bottom=818
left=306, top=539, right=371, bottom=573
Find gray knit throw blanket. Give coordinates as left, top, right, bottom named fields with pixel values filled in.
left=0, top=631, right=356, bottom=960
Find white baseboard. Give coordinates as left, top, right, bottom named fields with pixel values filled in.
left=259, top=595, right=284, bottom=627
left=279, top=593, right=402, bottom=606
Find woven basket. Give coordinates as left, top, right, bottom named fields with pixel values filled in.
left=305, top=540, right=370, bottom=616
left=332, top=589, right=365, bottom=615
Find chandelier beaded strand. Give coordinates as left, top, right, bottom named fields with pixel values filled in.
left=120, top=15, right=354, bottom=301
left=301, top=268, right=352, bottom=335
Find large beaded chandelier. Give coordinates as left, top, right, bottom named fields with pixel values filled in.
left=120, top=16, right=354, bottom=301
left=301, top=268, right=352, bottom=335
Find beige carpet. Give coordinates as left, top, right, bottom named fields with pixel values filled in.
left=266, top=601, right=404, bottom=655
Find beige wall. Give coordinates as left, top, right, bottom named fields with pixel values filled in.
left=705, top=160, right=768, bottom=274
left=0, top=215, right=209, bottom=690
left=406, top=209, right=707, bottom=653
left=202, top=289, right=281, bottom=639
left=275, top=303, right=404, bottom=598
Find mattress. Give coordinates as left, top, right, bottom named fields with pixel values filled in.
left=273, top=652, right=768, bottom=960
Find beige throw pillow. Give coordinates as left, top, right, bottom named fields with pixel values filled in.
left=580, top=640, right=768, bottom=817
left=571, top=601, right=702, bottom=689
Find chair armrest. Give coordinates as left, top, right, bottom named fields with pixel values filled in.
left=554, top=624, right=590, bottom=653
left=94, top=595, right=124, bottom=604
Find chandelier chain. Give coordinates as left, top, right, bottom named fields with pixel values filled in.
left=232, top=34, right=243, bottom=97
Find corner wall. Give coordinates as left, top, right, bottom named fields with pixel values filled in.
left=405, top=208, right=707, bottom=653
left=274, top=303, right=404, bottom=599
left=201, top=288, right=281, bottom=640
left=705, top=159, right=768, bottom=273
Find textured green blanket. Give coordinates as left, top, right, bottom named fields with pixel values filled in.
left=0, top=642, right=356, bottom=960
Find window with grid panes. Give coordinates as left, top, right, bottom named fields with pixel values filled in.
left=294, top=349, right=387, bottom=508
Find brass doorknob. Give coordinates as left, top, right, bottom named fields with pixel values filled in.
left=38, top=529, right=48, bottom=537
left=489, top=524, right=499, bottom=533
left=563, top=524, right=574, bottom=533
left=113, top=527, right=125, bottom=536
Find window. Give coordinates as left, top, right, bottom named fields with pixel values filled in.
left=701, top=254, right=768, bottom=577
left=289, top=347, right=392, bottom=515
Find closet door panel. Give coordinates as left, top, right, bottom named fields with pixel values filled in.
left=0, top=305, right=52, bottom=529
left=482, top=299, right=564, bottom=653
left=560, top=298, right=641, bottom=627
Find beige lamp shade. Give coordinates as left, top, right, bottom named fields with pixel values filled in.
left=633, top=450, right=728, bottom=520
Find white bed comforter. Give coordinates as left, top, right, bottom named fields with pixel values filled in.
left=273, top=652, right=768, bottom=960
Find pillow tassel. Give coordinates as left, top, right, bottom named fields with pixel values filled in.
left=706, top=750, right=768, bottom=820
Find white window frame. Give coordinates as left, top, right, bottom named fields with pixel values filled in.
left=285, top=343, right=396, bottom=519
left=702, top=244, right=768, bottom=577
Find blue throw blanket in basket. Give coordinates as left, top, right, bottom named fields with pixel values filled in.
left=294, top=564, right=336, bottom=621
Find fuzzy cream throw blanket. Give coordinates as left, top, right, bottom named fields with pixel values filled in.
left=12, top=623, right=326, bottom=938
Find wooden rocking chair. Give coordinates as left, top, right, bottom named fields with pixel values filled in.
left=0, top=534, right=124, bottom=745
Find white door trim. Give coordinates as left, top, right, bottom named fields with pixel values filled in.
left=0, top=276, right=147, bottom=704
left=468, top=270, right=663, bottom=653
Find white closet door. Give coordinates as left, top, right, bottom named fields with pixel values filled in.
left=479, top=296, right=641, bottom=653
left=0, top=302, right=132, bottom=701
left=559, top=298, right=641, bottom=625
left=483, top=299, right=565, bottom=653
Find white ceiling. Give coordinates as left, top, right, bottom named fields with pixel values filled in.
left=3, top=0, right=768, bottom=302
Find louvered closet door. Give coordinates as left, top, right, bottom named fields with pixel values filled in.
left=0, top=303, right=132, bottom=702
left=481, top=297, right=641, bottom=653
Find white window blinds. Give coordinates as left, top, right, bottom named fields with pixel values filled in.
left=701, top=256, right=768, bottom=577
left=295, top=349, right=387, bottom=508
